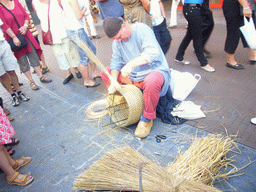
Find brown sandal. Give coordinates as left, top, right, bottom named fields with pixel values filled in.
left=30, top=81, right=39, bottom=90
left=12, top=157, right=32, bottom=171
left=40, top=76, right=52, bottom=83
left=7, top=172, right=34, bottom=186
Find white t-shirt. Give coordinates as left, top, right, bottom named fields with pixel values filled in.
left=62, top=0, right=84, bottom=30
left=150, top=0, right=164, bottom=26
left=0, top=18, right=5, bottom=41
left=33, top=0, right=67, bottom=44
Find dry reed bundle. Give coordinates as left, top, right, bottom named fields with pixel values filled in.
left=73, top=146, right=221, bottom=192
left=167, top=134, right=234, bottom=185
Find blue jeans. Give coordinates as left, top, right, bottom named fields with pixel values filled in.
left=66, top=28, right=96, bottom=66
left=153, top=18, right=172, bottom=54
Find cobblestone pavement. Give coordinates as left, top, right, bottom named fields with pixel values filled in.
left=0, top=3, right=256, bottom=192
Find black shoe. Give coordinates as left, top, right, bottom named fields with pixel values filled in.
left=84, top=81, right=100, bottom=88
left=250, top=60, right=256, bottom=65
left=226, top=63, right=245, bottom=70
left=92, top=35, right=100, bottom=39
left=63, top=74, right=74, bottom=84
left=18, top=92, right=30, bottom=101
left=75, top=71, right=82, bottom=78
left=12, top=95, right=19, bottom=107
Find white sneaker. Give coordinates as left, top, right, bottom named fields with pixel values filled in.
left=251, top=117, right=256, bottom=125
left=201, top=66, right=215, bottom=72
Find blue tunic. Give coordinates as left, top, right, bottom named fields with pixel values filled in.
left=110, top=23, right=171, bottom=97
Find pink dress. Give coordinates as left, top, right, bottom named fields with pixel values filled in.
left=0, top=107, right=15, bottom=145
left=0, top=0, right=42, bottom=60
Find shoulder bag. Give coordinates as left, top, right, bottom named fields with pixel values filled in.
left=0, top=3, right=27, bottom=52
left=42, top=0, right=53, bottom=45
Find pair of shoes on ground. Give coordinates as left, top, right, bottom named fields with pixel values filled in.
left=134, top=120, right=153, bottom=139
left=175, top=59, right=215, bottom=72
left=63, top=71, right=82, bottom=84
left=4, top=137, right=19, bottom=147
left=12, top=92, right=30, bottom=107
left=226, top=63, right=245, bottom=70
left=7, top=157, right=33, bottom=186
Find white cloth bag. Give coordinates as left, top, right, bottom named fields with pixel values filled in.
left=171, top=101, right=206, bottom=120
left=240, top=17, right=256, bottom=50
left=170, top=68, right=201, bottom=101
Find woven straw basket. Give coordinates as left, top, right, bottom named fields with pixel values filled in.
left=107, top=85, right=144, bottom=127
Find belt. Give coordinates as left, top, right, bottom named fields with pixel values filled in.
left=184, top=3, right=202, bottom=7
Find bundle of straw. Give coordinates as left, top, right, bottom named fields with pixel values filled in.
left=167, top=134, right=234, bottom=185
left=73, top=146, right=221, bottom=192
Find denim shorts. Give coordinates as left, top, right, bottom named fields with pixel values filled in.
left=66, top=28, right=96, bottom=66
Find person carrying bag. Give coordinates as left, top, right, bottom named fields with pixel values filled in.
left=0, top=2, right=27, bottom=52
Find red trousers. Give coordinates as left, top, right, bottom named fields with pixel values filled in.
left=100, top=66, right=164, bottom=120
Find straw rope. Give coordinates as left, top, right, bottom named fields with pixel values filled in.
left=85, top=99, right=108, bottom=119
left=73, top=146, right=221, bottom=192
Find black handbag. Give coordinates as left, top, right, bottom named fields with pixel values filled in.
left=0, top=3, right=27, bottom=52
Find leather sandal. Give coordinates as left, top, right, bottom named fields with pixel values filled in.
left=41, top=67, right=50, bottom=74
left=12, top=157, right=32, bottom=171
left=40, top=76, right=52, bottom=83
left=4, top=138, right=19, bottom=147
left=30, top=81, right=39, bottom=90
left=7, top=172, right=34, bottom=186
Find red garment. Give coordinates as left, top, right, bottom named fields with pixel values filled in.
left=0, top=107, right=15, bottom=145
left=101, top=66, right=165, bottom=120
left=0, top=0, right=42, bottom=60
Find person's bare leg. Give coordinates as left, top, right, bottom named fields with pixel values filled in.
left=7, top=71, right=20, bottom=92
left=226, top=53, right=237, bottom=65
left=89, top=60, right=100, bottom=79
left=65, top=69, right=72, bottom=77
left=33, top=66, right=43, bottom=78
left=73, top=67, right=80, bottom=74
left=40, top=53, right=48, bottom=69
left=248, top=48, right=256, bottom=61
left=79, top=64, right=96, bottom=86
left=0, top=145, right=33, bottom=183
left=0, top=73, right=15, bottom=94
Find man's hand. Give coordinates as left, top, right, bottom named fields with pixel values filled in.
left=108, top=83, right=118, bottom=94
left=121, top=64, right=133, bottom=77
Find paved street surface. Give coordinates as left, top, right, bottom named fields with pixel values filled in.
left=0, top=4, right=256, bottom=192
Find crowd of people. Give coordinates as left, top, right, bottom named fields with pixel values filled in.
left=0, top=0, right=256, bottom=187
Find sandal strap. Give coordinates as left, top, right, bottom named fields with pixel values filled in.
left=7, top=172, right=19, bottom=182
left=12, top=160, right=20, bottom=171
left=30, top=81, right=36, bottom=86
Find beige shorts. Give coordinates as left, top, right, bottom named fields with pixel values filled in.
left=51, top=37, right=80, bottom=70
left=0, top=41, right=19, bottom=76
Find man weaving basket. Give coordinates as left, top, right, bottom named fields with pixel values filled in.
left=100, top=17, right=171, bottom=139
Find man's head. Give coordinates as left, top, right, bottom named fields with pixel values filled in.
left=103, top=17, right=132, bottom=42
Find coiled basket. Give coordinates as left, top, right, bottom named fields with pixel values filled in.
left=107, top=85, right=144, bottom=127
